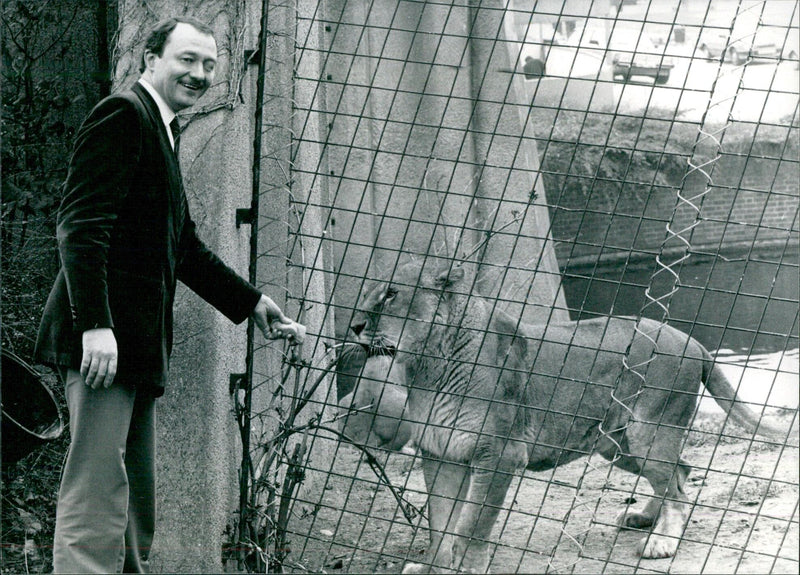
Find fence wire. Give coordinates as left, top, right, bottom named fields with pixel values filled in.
left=240, top=0, right=799, bottom=573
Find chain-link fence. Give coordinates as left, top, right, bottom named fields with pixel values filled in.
left=236, top=0, right=799, bottom=572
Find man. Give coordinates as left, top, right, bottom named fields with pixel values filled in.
left=522, top=55, right=546, bottom=79
left=34, top=17, right=303, bottom=573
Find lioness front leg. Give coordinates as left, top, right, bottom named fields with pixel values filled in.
left=449, top=461, right=516, bottom=573
left=403, top=458, right=469, bottom=574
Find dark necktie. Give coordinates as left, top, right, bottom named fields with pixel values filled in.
left=168, top=117, right=186, bottom=242
left=169, top=117, right=181, bottom=158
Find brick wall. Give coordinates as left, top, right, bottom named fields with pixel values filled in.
left=545, top=137, right=799, bottom=269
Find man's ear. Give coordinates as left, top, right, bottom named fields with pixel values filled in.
left=143, top=50, right=158, bottom=71
left=434, top=265, right=464, bottom=290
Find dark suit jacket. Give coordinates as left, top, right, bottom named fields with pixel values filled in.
left=35, top=82, right=261, bottom=396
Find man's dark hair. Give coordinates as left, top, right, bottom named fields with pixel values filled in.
left=139, top=17, right=215, bottom=73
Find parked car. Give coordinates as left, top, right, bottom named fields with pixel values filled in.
left=610, top=0, right=639, bottom=13
left=550, top=19, right=674, bottom=83
left=611, top=36, right=675, bottom=84
left=522, top=55, right=546, bottom=79
left=696, top=26, right=783, bottom=64
left=781, top=29, right=798, bottom=61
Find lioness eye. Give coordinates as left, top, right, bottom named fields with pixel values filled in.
left=384, top=287, right=397, bottom=301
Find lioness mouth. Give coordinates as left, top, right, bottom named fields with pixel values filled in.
left=364, top=342, right=397, bottom=358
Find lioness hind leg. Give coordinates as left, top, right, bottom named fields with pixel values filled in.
left=606, top=423, right=692, bottom=558
left=637, top=497, right=690, bottom=559
left=638, top=457, right=691, bottom=559
left=610, top=455, right=660, bottom=529
left=614, top=461, right=690, bottom=557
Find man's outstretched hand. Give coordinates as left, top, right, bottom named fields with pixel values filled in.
left=79, top=296, right=303, bottom=391
left=252, top=294, right=305, bottom=343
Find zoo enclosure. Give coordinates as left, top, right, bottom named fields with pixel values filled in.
left=236, top=0, right=798, bottom=573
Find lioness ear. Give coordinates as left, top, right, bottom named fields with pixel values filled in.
left=434, top=265, right=465, bottom=289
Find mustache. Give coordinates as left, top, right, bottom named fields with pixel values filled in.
left=180, top=79, right=209, bottom=90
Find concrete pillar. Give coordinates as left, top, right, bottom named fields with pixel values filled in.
left=469, top=0, right=568, bottom=323
left=323, top=0, right=482, bottom=328
left=325, top=0, right=567, bottom=327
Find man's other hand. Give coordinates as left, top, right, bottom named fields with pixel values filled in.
left=81, top=328, right=118, bottom=389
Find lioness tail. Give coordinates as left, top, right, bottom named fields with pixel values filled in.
left=702, top=354, right=787, bottom=441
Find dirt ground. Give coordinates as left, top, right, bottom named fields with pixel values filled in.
left=2, top=405, right=796, bottom=574
left=280, top=410, right=799, bottom=574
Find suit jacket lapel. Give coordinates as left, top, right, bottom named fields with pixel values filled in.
left=131, top=83, right=180, bottom=174
left=130, top=82, right=187, bottom=278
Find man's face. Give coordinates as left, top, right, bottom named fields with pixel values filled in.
left=144, top=23, right=217, bottom=112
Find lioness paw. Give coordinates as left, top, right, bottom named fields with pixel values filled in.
left=638, top=534, right=678, bottom=558
left=616, top=509, right=655, bottom=529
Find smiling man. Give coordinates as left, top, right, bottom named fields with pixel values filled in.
left=141, top=18, right=217, bottom=113
left=35, top=17, right=303, bottom=573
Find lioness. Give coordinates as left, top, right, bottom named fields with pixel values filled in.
left=350, top=260, right=785, bottom=573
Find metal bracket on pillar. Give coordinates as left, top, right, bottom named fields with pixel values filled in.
left=244, top=49, right=260, bottom=66
left=236, top=208, right=255, bottom=228
left=229, top=372, right=248, bottom=395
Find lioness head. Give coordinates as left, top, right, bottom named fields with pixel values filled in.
left=349, top=260, right=465, bottom=361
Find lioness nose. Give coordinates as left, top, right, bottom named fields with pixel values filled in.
left=350, top=321, right=366, bottom=337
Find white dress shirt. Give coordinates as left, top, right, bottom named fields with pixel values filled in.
left=137, top=78, right=177, bottom=150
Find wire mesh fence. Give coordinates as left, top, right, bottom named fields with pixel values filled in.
left=236, top=0, right=798, bottom=572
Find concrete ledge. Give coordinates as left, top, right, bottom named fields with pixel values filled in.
left=560, top=237, right=800, bottom=275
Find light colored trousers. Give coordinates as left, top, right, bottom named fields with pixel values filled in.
left=53, top=368, right=156, bottom=573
